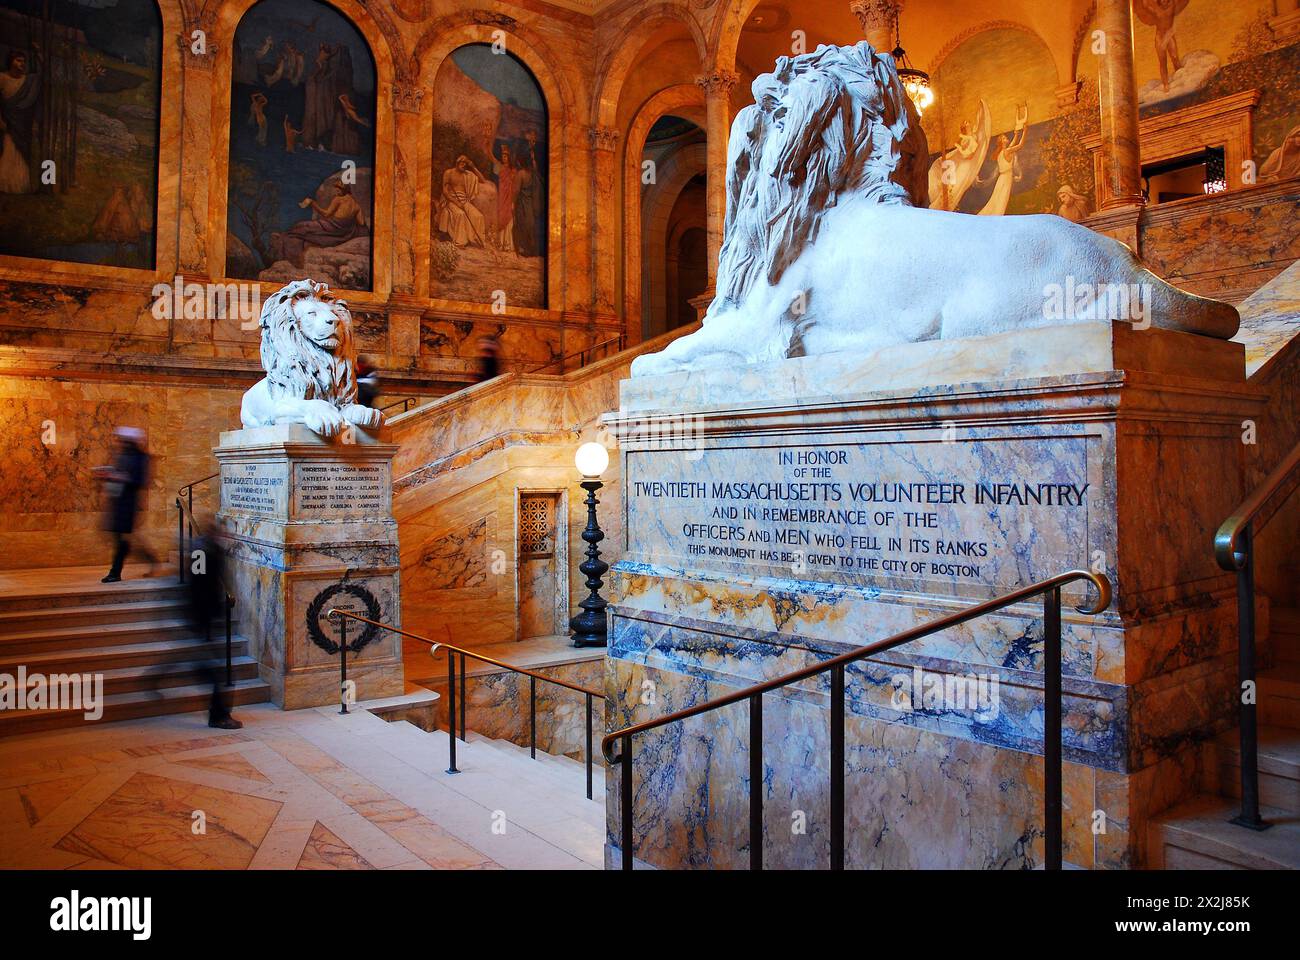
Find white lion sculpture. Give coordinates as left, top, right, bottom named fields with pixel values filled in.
left=633, top=42, right=1239, bottom=377
left=240, top=279, right=383, bottom=437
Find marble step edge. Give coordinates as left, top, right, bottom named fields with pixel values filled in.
left=1150, top=795, right=1300, bottom=870
left=467, top=734, right=606, bottom=793
left=0, top=596, right=191, bottom=634
left=0, top=579, right=186, bottom=613
left=0, top=637, right=252, bottom=673
left=0, top=678, right=272, bottom=736
left=0, top=618, right=200, bottom=651
left=367, top=720, right=605, bottom=825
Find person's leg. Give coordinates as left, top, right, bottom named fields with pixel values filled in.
left=103, top=534, right=129, bottom=582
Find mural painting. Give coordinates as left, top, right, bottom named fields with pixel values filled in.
left=430, top=43, right=547, bottom=309
left=0, top=0, right=160, bottom=269
left=226, top=0, right=376, bottom=290
left=922, top=28, right=1064, bottom=218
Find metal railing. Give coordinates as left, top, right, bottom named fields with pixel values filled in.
left=174, top=484, right=235, bottom=686
left=1214, top=439, right=1300, bottom=831
left=326, top=610, right=603, bottom=799
left=380, top=397, right=419, bottom=414
left=531, top=334, right=625, bottom=375
left=602, top=570, right=1112, bottom=871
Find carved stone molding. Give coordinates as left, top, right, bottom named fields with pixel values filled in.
left=695, top=71, right=739, bottom=98
left=471, top=12, right=517, bottom=28
left=1055, top=80, right=1084, bottom=109
left=391, top=85, right=425, bottom=114
left=587, top=126, right=621, bottom=152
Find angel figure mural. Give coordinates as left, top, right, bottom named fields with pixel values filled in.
left=927, top=100, right=990, bottom=211
left=977, top=104, right=1028, bottom=217
left=1134, top=0, right=1191, bottom=92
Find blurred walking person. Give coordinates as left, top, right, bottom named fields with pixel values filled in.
left=94, top=427, right=153, bottom=583
left=186, top=522, right=242, bottom=729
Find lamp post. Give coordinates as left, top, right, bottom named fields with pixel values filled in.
left=570, top=442, right=610, bottom=648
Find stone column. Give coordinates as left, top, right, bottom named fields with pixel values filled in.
left=695, top=71, right=739, bottom=292
left=588, top=125, right=622, bottom=325
left=850, top=0, right=901, bottom=52
left=176, top=21, right=216, bottom=280
left=1096, top=0, right=1145, bottom=210
left=389, top=84, right=425, bottom=300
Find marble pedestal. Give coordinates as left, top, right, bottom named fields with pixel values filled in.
left=605, top=321, right=1265, bottom=869
left=215, top=424, right=403, bottom=709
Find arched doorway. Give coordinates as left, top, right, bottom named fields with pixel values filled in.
left=640, top=115, right=706, bottom=339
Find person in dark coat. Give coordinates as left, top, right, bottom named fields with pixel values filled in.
left=355, top=355, right=380, bottom=408
left=474, top=336, right=501, bottom=383
left=94, top=427, right=152, bottom=583
left=185, top=525, right=241, bottom=729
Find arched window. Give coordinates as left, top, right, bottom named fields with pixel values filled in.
left=430, top=43, right=548, bottom=309
left=0, top=0, right=161, bottom=268
left=227, top=0, right=376, bottom=290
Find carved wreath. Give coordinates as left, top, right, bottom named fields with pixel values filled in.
left=306, top=582, right=382, bottom=655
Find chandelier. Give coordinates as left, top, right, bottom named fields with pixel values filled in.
left=891, top=8, right=934, bottom=116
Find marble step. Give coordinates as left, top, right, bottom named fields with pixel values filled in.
left=0, top=574, right=184, bottom=614
left=0, top=618, right=199, bottom=655
left=371, top=718, right=606, bottom=836
left=0, top=678, right=272, bottom=737
left=0, top=636, right=252, bottom=674
left=1148, top=794, right=1300, bottom=869
left=467, top=734, right=606, bottom=797
left=1208, top=725, right=1300, bottom=812
left=1259, top=663, right=1300, bottom=728
left=304, top=711, right=601, bottom=869
left=0, top=597, right=192, bottom=635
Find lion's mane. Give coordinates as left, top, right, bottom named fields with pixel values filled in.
left=716, top=42, right=930, bottom=310
left=258, top=278, right=358, bottom=405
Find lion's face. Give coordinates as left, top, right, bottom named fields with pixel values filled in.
left=257, top=279, right=357, bottom=404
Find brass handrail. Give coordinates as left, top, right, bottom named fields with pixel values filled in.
left=603, top=569, right=1112, bottom=870
left=1215, top=440, right=1300, bottom=570
left=178, top=473, right=218, bottom=499
left=327, top=610, right=602, bottom=798
left=1211, top=437, right=1300, bottom=833
left=532, top=334, right=625, bottom=374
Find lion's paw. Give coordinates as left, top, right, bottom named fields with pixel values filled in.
left=303, top=399, right=347, bottom=438
left=342, top=404, right=384, bottom=429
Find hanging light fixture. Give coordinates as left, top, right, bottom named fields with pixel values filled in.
left=891, top=6, right=934, bottom=116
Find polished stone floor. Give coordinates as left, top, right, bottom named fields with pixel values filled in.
left=0, top=700, right=602, bottom=870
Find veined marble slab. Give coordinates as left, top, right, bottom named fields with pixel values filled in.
left=1233, top=258, right=1300, bottom=377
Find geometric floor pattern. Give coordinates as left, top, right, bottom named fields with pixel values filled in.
left=0, top=702, right=596, bottom=870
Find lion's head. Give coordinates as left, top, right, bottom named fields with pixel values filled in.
left=715, top=42, right=930, bottom=309
left=257, top=278, right=357, bottom=405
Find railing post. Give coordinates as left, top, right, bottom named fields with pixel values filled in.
left=621, top=734, right=633, bottom=871
left=175, top=498, right=184, bottom=583
left=1231, top=525, right=1268, bottom=830
left=529, top=675, right=537, bottom=759
left=458, top=652, right=466, bottom=743
left=446, top=650, right=459, bottom=774
left=586, top=693, right=594, bottom=801
left=831, top=664, right=845, bottom=871
left=1044, top=586, right=1062, bottom=870
left=338, top=616, right=349, bottom=716
left=749, top=692, right=763, bottom=871
left=225, top=596, right=233, bottom=687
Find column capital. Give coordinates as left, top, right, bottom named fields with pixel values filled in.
left=695, top=71, right=740, bottom=98
left=391, top=85, right=425, bottom=114
left=587, top=125, right=621, bottom=152
left=849, top=0, right=902, bottom=40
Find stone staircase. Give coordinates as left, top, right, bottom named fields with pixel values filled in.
left=1148, top=606, right=1300, bottom=869
left=0, top=567, right=271, bottom=736
left=338, top=708, right=605, bottom=867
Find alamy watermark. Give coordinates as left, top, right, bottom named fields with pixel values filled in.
left=151, top=275, right=263, bottom=327
left=890, top=666, right=1000, bottom=721
left=1042, top=278, right=1151, bottom=329
left=0, top=668, right=103, bottom=721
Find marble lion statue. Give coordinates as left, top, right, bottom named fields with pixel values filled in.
left=632, top=42, right=1239, bottom=377
left=240, top=279, right=383, bottom=437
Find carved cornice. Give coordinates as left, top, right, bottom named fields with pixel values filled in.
left=391, top=85, right=425, bottom=114
left=471, top=11, right=518, bottom=28
left=587, top=125, right=621, bottom=152
left=695, top=71, right=739, bottom=98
